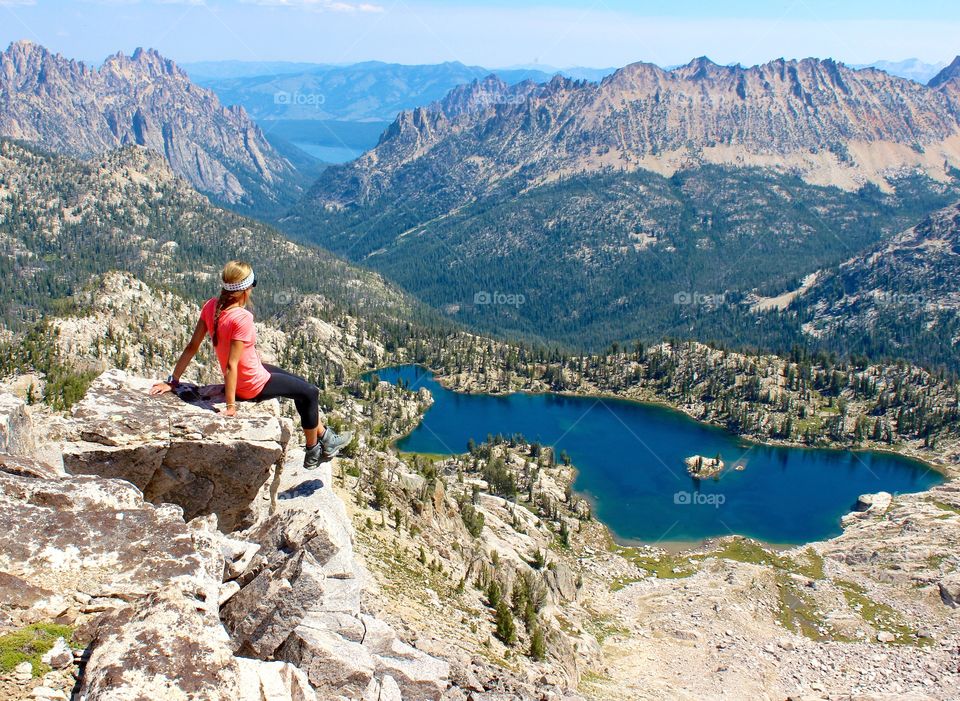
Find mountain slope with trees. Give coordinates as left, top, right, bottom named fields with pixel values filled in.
left=284, top=56, right=960, bottom=364
left=0, top=138, right=439, bottom=334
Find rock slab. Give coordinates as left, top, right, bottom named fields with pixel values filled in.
left=60, top=370, right=292, bottom=532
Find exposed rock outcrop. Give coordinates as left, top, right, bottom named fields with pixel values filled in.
left=78, top=584, right=242, bottom=701
left=939, top=573, right=960, bottom=608
left=60, top=369, right=292, bottom=532
left=0, top=394, right=35, bottom=457
left=0, top=450, right=242, bottom=700
left=1, top=374, right=458, bottom=700
left=0, top=461, right=211, bottom=626
left=224, top=458, right=451, bottom=700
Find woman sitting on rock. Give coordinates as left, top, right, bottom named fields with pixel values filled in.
left=149, top=260, right=352, bottom=469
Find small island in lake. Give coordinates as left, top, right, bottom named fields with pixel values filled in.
left=686, top=454, right=724, bottom=478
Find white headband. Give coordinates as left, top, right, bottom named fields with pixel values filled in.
left=222, top=271, right=255, bottom=292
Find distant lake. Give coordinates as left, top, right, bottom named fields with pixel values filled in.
left=370, top=364, right=944, bottom=545
left=291, top=142, right=363, bottom=163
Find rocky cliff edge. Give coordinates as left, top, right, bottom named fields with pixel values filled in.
left=0, top=370, right=457, bottom=701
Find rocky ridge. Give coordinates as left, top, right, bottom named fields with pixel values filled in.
left=0, top=40, right=299, bottom=209
left=3, top=272, right=960, bottom=698
left=308, top=55, right=960, bottom=212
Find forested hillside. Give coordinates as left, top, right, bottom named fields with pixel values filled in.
left=287, top=160, right=960, bottom=362
left=0, top=139, right=438, bottom=332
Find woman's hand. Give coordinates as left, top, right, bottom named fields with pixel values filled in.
left=223, top=404, right=238, bottom=417
left=149, top=382, right=173, bottom=396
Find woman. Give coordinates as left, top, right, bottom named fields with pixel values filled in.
left=149, top=260, right=352, bottom=469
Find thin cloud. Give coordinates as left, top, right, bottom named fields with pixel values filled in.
left=241, top=0, right=384, bottom=11
left=77, top=0, right=206, bottom=5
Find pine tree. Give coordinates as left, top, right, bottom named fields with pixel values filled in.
left=529, top=626, right=547, bottom=660
left=494, top=599, right=516, bottom=645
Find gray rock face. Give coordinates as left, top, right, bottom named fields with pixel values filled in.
left=939, top=573, right=960, bottom=608
left=0, top=463, right=209, bottom=613
left=225, top=459, right=451, bottom=700
left=0, top=40, right=299, bottom=207
left=545, top=562, right=580, bottom=603
left=236, top=658, right=317, bottom=701
left=0, top=452, right=248, bottom=699
left=0, top=393, right=35, bottom=457
left=61, top=370, right=292, bottom=532
left=78, top=585, right=242, bottom=701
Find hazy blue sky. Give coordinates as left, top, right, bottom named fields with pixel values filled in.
left=0, top=0, right=957, bottom=68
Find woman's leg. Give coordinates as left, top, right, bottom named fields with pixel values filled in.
left=254, top=370, right=323, bottom=446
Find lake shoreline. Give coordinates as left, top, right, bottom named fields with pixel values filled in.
left=365, top=362, right=947, bottom=550
left=364, top=361, right=955, bottom=480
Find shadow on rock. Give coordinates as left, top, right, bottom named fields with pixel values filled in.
left=279, top=479, right=325, bottom=500
left=172, top=382, right=226, bottom=412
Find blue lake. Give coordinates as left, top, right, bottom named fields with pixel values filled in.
left=370, top=364, right=945, bottom=545
left=292, top=141, right=363, bottom=163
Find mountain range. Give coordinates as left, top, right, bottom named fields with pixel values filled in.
left=285, top=56, right=960, bottom=364
left=304, top=57, right=960, bottom=198
left=190, top=58, right=951, bottom=124
left=4, top=40, right=960, bottom=370
left=0, top=40, right=303, bottom=215
left=188, top=60, right=616, bottom=122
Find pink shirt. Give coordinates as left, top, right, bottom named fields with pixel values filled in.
left=200, top=298, right=271, bottom=399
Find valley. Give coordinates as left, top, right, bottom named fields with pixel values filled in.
left=3, top=269, right=959, bottom=700
left=0, top=23, right=959, bottom=700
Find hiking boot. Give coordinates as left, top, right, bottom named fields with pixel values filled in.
left=303, top=441, right=324, bottom=470
left=320, top=427, right=353, bottom=459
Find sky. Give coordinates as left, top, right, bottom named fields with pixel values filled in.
left=0, top=0, right=957, bottom=69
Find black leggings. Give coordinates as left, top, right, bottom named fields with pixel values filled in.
left=252, top=364, right=320, bottom=430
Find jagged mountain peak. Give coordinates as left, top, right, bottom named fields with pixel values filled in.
left=429, top=73, right=533, bottom=118
left=102, top=46, right=188, bottom=79
left=2, top=39, right=89, bottom=77
left=4, top=39, right=49, bottom=59
left=673, top=55, right=728, bottom=79
left=601, top=60, right=667, bottom=86
left=929, top=56, right=960, bottom=89
left=0, top=40, right=299, bottom=211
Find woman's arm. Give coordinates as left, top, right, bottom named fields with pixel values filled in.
left=149, top=319, right=207, bottom=395
left=222, top=339, right=244, bottom=417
